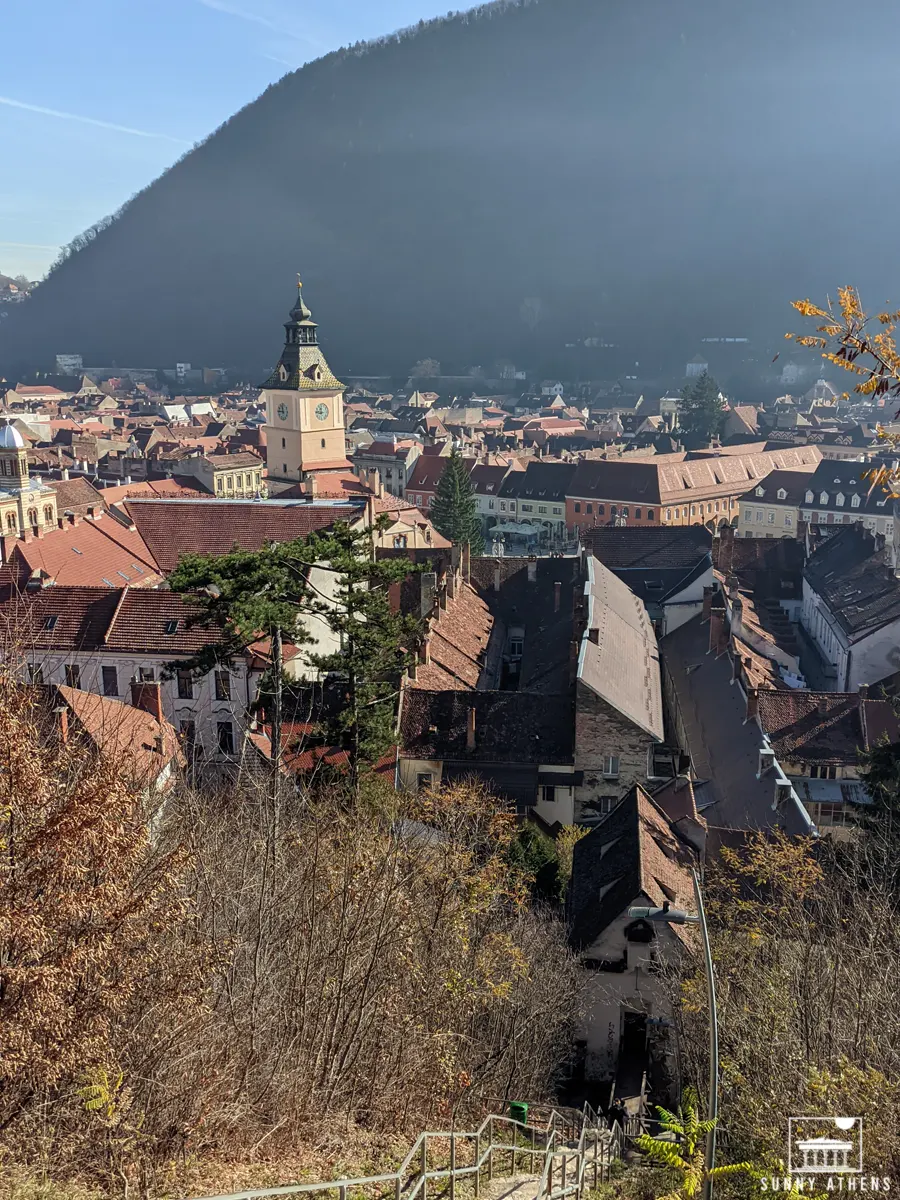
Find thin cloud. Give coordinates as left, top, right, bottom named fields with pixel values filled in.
left=196, top=0, right=327, bottom=51
left=0, top=241, right=61, bottom=250
left=0, top=96, right=189, bottom=144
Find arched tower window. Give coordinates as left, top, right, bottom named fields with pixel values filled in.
left=43, top=505, right=54, bottom=525
left=27, top=508, right=38, bottom=528
left=5, top=512, right=16, bottom=531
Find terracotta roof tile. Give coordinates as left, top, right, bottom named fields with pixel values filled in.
left=124, top=498, right=365, bottom=573
left=7, top=517, right=161, bottom=588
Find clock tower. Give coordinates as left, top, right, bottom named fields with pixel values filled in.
left=261, top=281, right=350, bottom=482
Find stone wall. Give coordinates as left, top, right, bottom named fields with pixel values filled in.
left=574, top=681, right=653, bottom=820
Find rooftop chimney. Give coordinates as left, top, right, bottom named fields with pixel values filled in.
left=466, top=705, right=476, bottom=751
left=53, top=704, right=68, bottom=744
left=858, top=683, right=870, bottom=700
left=131, top=679, right=164, bottom=725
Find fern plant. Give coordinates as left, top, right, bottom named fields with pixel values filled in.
left=634, top=1088, right=751, bottom=1200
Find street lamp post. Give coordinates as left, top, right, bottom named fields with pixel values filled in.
left=629, top=868, right=718, bottom=1200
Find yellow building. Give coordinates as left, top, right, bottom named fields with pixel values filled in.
left=261, top=283, right=350, bottom=483
left=0, top=420, right=58, bottom=538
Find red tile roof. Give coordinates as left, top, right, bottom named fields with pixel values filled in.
left=0, top=585, right=224, bottom=653
left=412, top=585, right=494, bottom=691
left=124, top=498, right=365, bottom=573
left=5, top=516, right=162, bottom=588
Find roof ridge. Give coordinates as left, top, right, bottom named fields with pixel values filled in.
left=89, top=513, right=159, bottom=573
left=103, top=586, right=129, bottom=645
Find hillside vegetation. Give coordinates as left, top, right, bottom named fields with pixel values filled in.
left=5, top=0, right=900, bottom=376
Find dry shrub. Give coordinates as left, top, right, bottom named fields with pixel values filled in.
left=0, top=665, right=581, bottom=1191
left=670, top=832, right=900, bottom=1179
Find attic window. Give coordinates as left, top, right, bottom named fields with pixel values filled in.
left=755, top=486, right=765, bottom=497
left=164, top=619, right=180, bottom=635
left=851, top=494, right=861, bottom=508
left=43, top=615, right=58, bottom=631
left=820, top=491, right=829, bottom=505
left=777, top=488, right=787, bottom=500
left=278, top=364, right=288, bottom=382
left=835, top=493, right=845, bottom=506
left=805, top=490, right=814, bottom=504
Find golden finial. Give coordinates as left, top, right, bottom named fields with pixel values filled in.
left=297, top=272, right=303, bottom=290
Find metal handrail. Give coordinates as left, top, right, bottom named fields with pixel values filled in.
left=190, top=1106, right=624, bottom=1200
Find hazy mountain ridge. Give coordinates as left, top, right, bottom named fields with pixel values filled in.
left=4, top=0, right=898, bottom=377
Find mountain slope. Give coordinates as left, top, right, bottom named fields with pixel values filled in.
left=5, top=0, right=900, bottom=377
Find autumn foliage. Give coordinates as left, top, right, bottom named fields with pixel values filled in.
left=0, top=668, right=580, bottom=1192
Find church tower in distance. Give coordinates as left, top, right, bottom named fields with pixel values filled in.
left=261, top=280, right=349, bottom=483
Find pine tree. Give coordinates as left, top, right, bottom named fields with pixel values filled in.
left=165, top=517, right=421, bottom=791
left=430, top=449, right=484, bottom=553
left=679, top=371, right=726, bottom=442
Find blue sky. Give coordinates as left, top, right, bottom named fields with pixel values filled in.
left=1, top=0, right=453, bottom=280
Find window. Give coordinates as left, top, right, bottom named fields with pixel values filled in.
left=44, top=614, right=58, bottom=631
left=707, top=503, right=713, bottom=514
left=509, top=638, right=524, bottom=658
left=44, top=505, right=54, bottom=524
left=574, top=502, right=581, bottom=513
left=597, top=504, right=605, bottom=515
left=665, top=508, right=672, bottom=521
left=215, top=669, right=231, bottom=701
left=488, top=499, right=494, bottom=510
left=538, top=505, right=547, bottom=514
left=851, top=493, right=860, bottom=508
left=767, top=512, right=775, bottom=524
left=5, top=513, right=15, bottom=531
left=602, top=755, right=620, bottom=778
left=500, top=501, right=506, bottom=511
left=553, top=506, right=561, bottom=515
left=64, top=664, right=81, bottom=688
left=540, top=784, right=556, bottom=805
left=281, top=437, right=286, bottom=449
left=622, top=506, right=629, bottom=518
left=835, top=493, right=844, bottom=507
left=744, top=509, right=752, bottom=523
left=597, top=796, right=618, bottom=815
left=164, top=619, right=179, bottom=635
left=139, top=667, right=155, bottom=682
left=610, top=505, right=617, bottom=517
left=177, top=669, right=194, bottom=700
left=215, top=477, right=223, bottom=492
left=321, top=438, right=326, bottom=449
left=415, top=494, right=422, bottom=507
left=101, top=665, right=118, bottom=696
left=283, top=464, right=288, bottom=474
left=777, top=488, right=787, bottom=500
left=805, top=490, right=814, bottom=504
left=417, top=772, right=433, bottom=791
left=521, top=503, right=533, bottom=512
left=27, top=508, right=37, bottom=528
left=217, top=721, right=235, bottom=754
left=27, top=663, right=43, bottom=684
left=784, top=514, right=793, bottom=527
left=714, top=501, right=719, bottom=514
left=820, top=491, right=829, bottom=505
left=755, top=486, right=765, bottom=497
left=756, top=510, right=764, bottom=522
left=586, top=503, right=593, bottom=514
left=809, top=764, right=837, bottom=780
left=635, top=508, right=642, bottom=519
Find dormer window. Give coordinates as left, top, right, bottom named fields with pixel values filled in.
left=755, top=486, right=765, bottom=497
left=835, top=493, right=844, bottom=507
left=851, top=493, right=861, bottom=508
left=777, top=488, right=787, bottom=500
left=278, top=364, right=288, bottom=382
left=819, top=492, right=829, bottom=505
left=805, top=490, right=814, bottom=504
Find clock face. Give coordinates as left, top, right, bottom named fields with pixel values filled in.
left=277, top=403, right=289, bottom=421
left=315, top=402, right=329, bottom=422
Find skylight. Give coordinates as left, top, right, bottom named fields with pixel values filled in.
left=43, top=615, right=58, bottom=631
left=164, top=619, right=179, bottom=635
left=117, top=570, right=130, bottom=580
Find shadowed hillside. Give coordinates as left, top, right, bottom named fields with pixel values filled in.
left=5, top=0, right=900, bottom=377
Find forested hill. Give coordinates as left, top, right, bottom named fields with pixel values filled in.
left=5, top=0, right=900, bottom=377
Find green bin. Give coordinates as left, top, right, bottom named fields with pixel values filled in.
left=509, top=1101, right=528, bottom=1126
